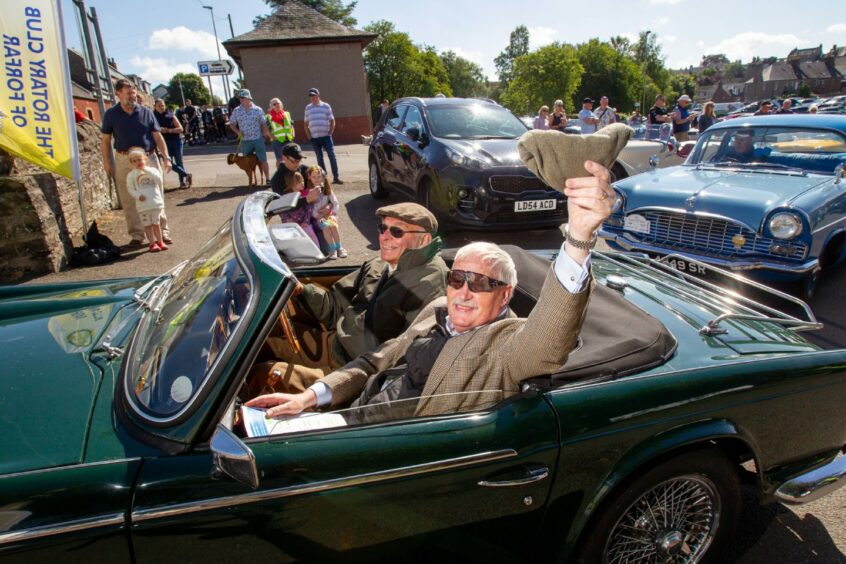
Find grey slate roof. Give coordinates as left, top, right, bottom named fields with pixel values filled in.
left=225, top=0, right=375, bottom=46
left=762, top=62, right=799, bottom=81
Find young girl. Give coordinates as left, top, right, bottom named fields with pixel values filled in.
left=126, top=147, right=167, bottom=252
left=308, top=166, right=347, bottom=259
left=279, top=171, right=320, bottom=248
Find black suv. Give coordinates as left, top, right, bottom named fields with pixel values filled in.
left=368, top=97, right=566, bottom=230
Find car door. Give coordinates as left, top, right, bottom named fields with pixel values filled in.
left=373, top=105, right=407, bottom=187
left=129, top=392, right=559, bottom=562
left=393, top=105, right=428, bottom=190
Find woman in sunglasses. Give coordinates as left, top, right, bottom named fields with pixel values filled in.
left=248, top=157, right=620, bottom=420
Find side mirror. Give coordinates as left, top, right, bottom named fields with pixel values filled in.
left=418, top=131, right=429, bottom=147
left=677, top=143, right=694, bottom=159
left=211, top=424, right=259, bottom=489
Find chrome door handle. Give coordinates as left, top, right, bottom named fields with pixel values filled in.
left=478, top=466, right=549, bottom=487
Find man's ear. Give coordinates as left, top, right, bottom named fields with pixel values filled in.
left=501, top=286, right=514, bottom=307
left=417, top=233, right=432, bottom=247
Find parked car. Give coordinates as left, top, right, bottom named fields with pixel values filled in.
left=611, top=124, right=688, bottom=180
left=818, top=95, right=846, bottom=115
left=2, top=190, right=846, bottom=563
left=368, top=97, right=565, bottom=231
left=601, top=114, right=846, bottom=297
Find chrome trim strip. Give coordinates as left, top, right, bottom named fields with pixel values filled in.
left=132, top=449, right=518, bottom=523
left=811, top=216, right=846, bottom=234
left=775, top=453, right=846, bottom=505
left=0, top=458, right=142, bottom=480
left=0, top=513, right=124, bottom=546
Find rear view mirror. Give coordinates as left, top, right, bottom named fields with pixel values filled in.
left=405, top=126, right=421, bottom=141
left=211, top=424, right=259, bottom=489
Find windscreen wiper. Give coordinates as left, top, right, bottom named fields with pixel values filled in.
left=705, top=161, right=807, bottom=175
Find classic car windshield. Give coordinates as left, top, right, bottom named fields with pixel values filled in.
left=691, top=127, right=846, bottom=174
left=427, top=104, right=528, bottom=139
left=128, top=221, right=252, bottom=418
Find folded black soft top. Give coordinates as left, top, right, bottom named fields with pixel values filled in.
left=443, top=245, right=677, bottom=382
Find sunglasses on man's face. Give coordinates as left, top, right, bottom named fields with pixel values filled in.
left=447, top=269, right=507, bottom=293
left=377, top=223, right=428, bottom=238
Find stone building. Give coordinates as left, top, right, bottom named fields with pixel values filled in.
left=223, top=0, right=376, bottom=145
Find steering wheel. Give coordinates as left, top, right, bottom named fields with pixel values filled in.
left=277, top=300, right=302, bottom=356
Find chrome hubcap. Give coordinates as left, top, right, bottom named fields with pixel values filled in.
left=604, top=475, right=720, bottom=563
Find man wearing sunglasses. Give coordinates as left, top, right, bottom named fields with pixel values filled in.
left=248, top=158, right=618, bottom=420
left=263, top=202, right=448, bottom=393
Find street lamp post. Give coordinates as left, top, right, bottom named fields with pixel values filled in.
left=203, top=5, right=230, bottom=101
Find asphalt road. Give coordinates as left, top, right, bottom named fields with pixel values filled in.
left=29, top=142, right=846, bottom=562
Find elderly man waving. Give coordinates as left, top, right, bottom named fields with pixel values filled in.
left=248, top=125, right=632, bottom=419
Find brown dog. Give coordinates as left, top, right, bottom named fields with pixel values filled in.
left=227, top=153, right=264, bottom=186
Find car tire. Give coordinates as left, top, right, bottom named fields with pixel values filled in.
left=575, top=449, right=741, bottom=564
left=610, top=162, right=627, bottom=183
left=369, top=160, right=389, bottom=199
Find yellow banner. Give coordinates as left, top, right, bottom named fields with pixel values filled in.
left=0, top=0, right=79, bottom=179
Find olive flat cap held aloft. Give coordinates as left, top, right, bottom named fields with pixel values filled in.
left=517, top=123, right=632, bottom=191
left=376, top=203, right=438, bottom=233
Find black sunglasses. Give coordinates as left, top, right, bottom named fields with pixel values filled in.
left=447, top=269, right=507, bottom=293
left=377, top=223, right=428, bottom=238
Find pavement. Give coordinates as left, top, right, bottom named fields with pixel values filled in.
left=25, top=141, right=846, bottom=562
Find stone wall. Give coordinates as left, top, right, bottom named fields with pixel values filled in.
left=0, top=120, right=114, bottom=282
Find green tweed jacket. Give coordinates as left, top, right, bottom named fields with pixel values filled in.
left=321, top=266, right=592, bottom=417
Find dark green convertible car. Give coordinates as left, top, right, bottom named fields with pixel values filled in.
left=2, top=191, right=845, bottom=563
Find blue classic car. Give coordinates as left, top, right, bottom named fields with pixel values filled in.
left=601, top=115, right=846, bottom=296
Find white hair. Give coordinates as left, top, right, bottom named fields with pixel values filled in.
left=269, top=97, right=282, bottom=107
left=454, top=242, right=517, bottom=287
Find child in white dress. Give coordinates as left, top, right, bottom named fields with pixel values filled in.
left=126, top=147, right=167, bottom=252
left=308, top=166, right=347, bottom=259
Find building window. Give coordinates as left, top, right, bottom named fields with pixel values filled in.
left=86, top=108, right=94, bottom=120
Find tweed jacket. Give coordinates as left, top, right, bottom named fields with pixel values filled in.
left=301, top=238, right=448, bottom=364
left=321, top=266, right=592, bottom=417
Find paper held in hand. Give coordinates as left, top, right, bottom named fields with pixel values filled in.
left=240, top=406, right=347, bottom=437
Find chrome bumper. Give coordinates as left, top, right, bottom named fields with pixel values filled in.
left=600, top=231, right=819, bottom=275
left=774, top=453, right=846, bottom=505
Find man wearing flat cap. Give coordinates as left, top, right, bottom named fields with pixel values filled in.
left=260, top=202, right=448, bottom=393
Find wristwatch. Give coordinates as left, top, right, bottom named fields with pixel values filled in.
left=565, top=227, right=598, bottom=250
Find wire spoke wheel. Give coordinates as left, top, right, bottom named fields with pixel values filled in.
left=604, top=474, right=720, bottom=563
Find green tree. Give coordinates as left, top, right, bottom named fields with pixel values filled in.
left=494, top=25, right=530, bottom=85
left=725, top=60, right=745, bottom=79
left=501, top=43, right=583, bottom=116
left=668, top=73, right=697, bottom=102
left=165, top=73, right=210, bottom=106
left=440, top=51, right=487, bottom=98
left=632, top=31, right=671, bottom=110
left=574, top=39, right=642, bottom=112
left=254, top=0, right=358, bottom=27
left=797, top=83, right=812, bottom=97
left=362, top=21, right=451, bottom=114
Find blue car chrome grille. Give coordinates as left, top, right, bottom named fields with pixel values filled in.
left=489, top=175, right=554, bottom=195
left=623, top=210, right=807, bottom=260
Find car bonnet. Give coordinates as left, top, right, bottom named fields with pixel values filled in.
left=0, top=279, right=142, bottom=474
left=617, top=167, right=830, bottom=230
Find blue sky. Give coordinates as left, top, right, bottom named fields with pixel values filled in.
left=61, top=0, right=846, bottom=97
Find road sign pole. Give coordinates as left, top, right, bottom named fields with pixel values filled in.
left=228, top=13, right=243, bottom=82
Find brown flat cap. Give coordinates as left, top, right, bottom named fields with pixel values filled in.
left=376, top=203, right=438, bottom=233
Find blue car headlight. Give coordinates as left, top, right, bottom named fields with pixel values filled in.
left=445, top=146, right=490, bottom=170
left=768, top=212, right=803, bottom=239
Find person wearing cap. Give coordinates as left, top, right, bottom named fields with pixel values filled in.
left=255, top=202, right=449, bottom=394
left=304, top=88, right=343, bottom=184
left=228, top=89, right=272, bottom=185
left=266, top=98, right=296, bottom=165
left=246, top=146, right=619, bottom=420
left=270, top=142, right=311, bottom=196
left=671, top=94, right=696, bottom=142
left=578, top=98, right=600, bottom=134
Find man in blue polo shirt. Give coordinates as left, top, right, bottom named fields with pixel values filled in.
left=304, top=88, right=343, bottom=184
left=101, top=79, right=173, bottom=246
